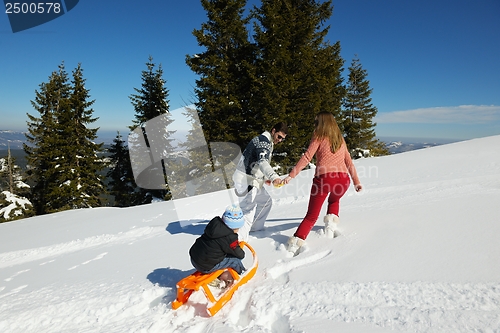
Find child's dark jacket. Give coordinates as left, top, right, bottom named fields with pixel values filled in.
left=189, top=216, right=245, bottom=272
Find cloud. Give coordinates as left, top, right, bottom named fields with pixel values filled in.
left=375, top=105, right=500, bottom=124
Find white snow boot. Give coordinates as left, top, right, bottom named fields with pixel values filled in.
left=208, top=278, right=223, bottom=288
left=208, top=271, right=234, bottom=289
left=286, top=236, right=305, bottom=255
left=324, top=214, right=340, bottom=239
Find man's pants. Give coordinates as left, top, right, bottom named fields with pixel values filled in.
left=235, top=185, right=272, bottom=242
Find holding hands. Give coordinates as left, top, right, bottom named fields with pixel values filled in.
left=265, top=178, right=286, bottom=187
left=272, top=178, right=283, bottom=187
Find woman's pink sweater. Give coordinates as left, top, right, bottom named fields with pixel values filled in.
left=289, top=137, right=361, bottom=186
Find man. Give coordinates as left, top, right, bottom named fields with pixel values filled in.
left=232, top=122, right=288, bottom=242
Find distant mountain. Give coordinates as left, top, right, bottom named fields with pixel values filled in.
left=1, top=130, right=458, bottom=155
left=0, top=130, right=117, bottom=150
left=385, top=141, right=442, bottom=154
left=0, top=130, right=26, bottom=149
left=380, top=137, right=459, bottom=154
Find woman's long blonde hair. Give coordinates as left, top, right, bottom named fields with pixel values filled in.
left=313, top=111, right=344, bottom=153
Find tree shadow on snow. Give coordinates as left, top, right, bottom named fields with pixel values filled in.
left=266, top=218, right=304, bottom=223
left=249, top=218, right=303, bottom=240
left=165, top=219, right=208, bottom=236
left=250, top=219, right=323, bottom=244
left=165, top=217, right=320, bottom=243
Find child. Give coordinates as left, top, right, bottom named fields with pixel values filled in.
left=189, top=204, right=246, bottom=288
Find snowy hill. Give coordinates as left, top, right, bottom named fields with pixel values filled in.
left=1, top=135, right=500, bottom=333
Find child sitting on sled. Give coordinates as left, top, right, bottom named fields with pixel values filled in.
left=189, top=204, right=246, bottom=288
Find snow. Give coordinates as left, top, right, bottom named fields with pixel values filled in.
left=0, top=191, right=31, bottom=220
left=1, top=135, right=500, bottom=333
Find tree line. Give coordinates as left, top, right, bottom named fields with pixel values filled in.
left=0, top=0, right=389, bottom=222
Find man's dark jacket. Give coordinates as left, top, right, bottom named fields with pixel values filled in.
left=189, top=216, right=245, bottom=272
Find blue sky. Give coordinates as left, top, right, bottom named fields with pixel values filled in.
left=1, top=0, right=499, bottom=142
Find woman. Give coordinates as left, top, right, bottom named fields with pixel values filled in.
left=283, top=111, right=362, bottom=254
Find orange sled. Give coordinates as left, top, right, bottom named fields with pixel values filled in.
left=172, top=242, right=258, bottom=316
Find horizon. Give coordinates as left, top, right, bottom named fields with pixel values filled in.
left=0, top=127, right=470, bottom=149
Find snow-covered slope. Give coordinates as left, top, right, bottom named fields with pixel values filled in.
left=1, top=136, right=500, bottom=333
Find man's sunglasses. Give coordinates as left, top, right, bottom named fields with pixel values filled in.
left=277, top=134, right=285, bottom=141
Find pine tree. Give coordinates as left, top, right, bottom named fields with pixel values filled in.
left=64, top=64, right=106, bottom=208
left=25, top=63, right=71, bottom=214
left=186, top=0, right=258, bottom=151
left=173, top=106, right=238, bottom=197
left=107, top=132, right=136, bottom=207
left=341, top=56, right=389, bottom=158
left=128, top=56, right=174, bottom=203
left=0, top=192, right=9, bottom=222
left=174, top=107, right=209, bottom=197
left=252, top=0, right=345, bottom=171
left=25, top=63, right=105, bottom=214
left=0, top=146, right=34, bottom=222
left=0, top=147, right=14, bottom=193
left=130, top=56, right=172, bottom=128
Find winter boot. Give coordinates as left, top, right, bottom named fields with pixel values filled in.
left=218, top=270, right=234, bottom=289
left=324, top=214, right=340, bottom=239
left=208, top=278, right=223, bottom=288
left=286, top=236, right=305, bottom=255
